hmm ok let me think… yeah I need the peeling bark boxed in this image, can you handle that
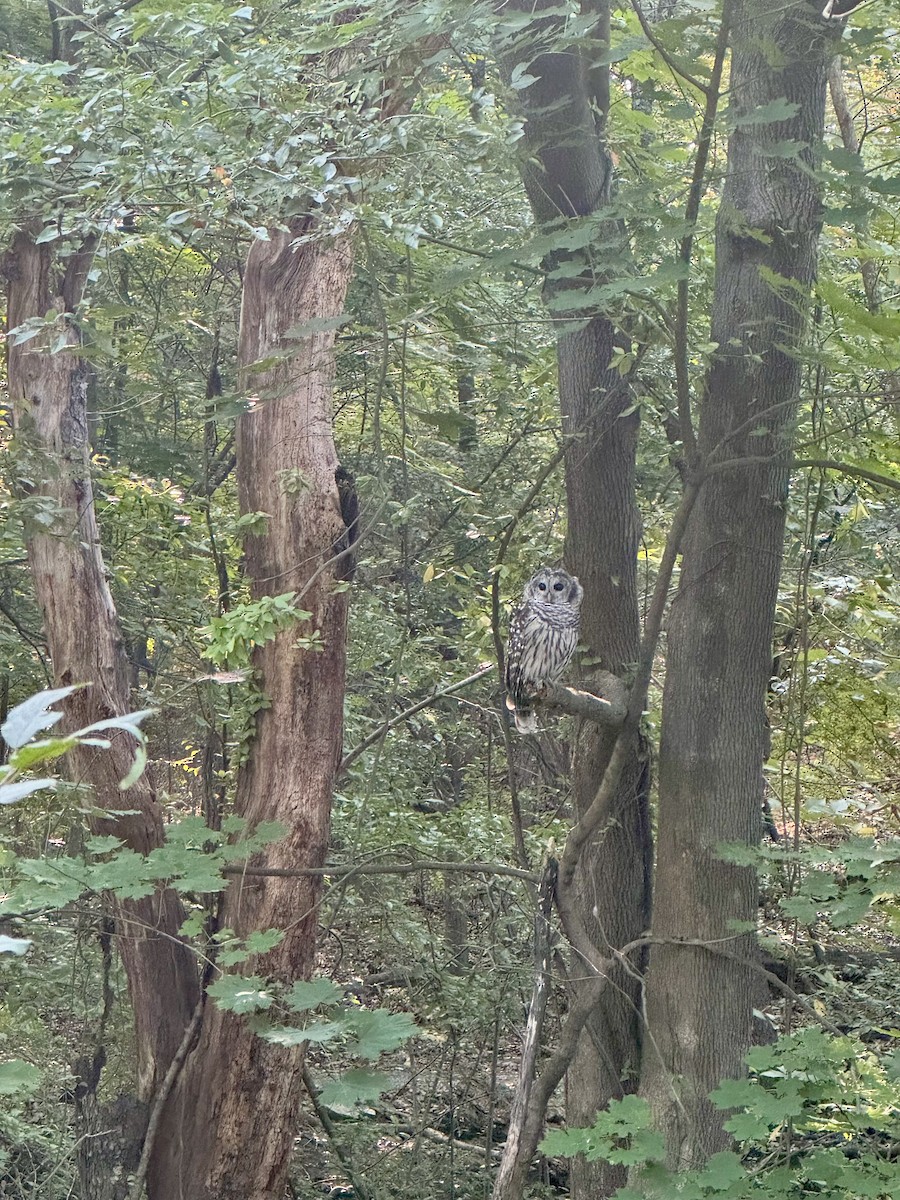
[5,231,201,1103]
[148,220,354,1200]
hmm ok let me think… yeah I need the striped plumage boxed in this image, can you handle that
[504,567,583,734]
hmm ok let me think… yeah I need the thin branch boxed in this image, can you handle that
[493,486,701,1196]
[96,0,148,23]
[302,1064,375,1200]
[617,935,845,1037]
[629,0,710,96]
[494,860,555,1199]
[560,480,701,885]
[828,57,880,310]
[489,443,568,684]
[418,233,544,278]
[672,0,732,467]
[707,455,900,494]
[488,443,569,874]
[493,969,611,1200]
[0,595,51,682]
[339,665,494,775]
[221,859,540,884]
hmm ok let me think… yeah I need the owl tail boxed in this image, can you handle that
[506,694,537,735]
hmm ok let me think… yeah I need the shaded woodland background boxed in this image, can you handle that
[0,0,899,1198]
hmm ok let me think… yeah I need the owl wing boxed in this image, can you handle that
[505,601,550,732]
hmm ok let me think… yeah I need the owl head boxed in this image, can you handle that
[524,566,583,608]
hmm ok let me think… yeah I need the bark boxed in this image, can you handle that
[5,231,200,1103]
[637,0,836,1170]
[148,218,354,1200]
[497,5,651,1196]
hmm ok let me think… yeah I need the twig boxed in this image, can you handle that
[560,480,701,884]
[707,455,900,493]
[672,0,732,467]
[339,666,494,775]
[302,1064,375,1200]
[492,859,556,1200]
[492,969,612,1200]
[220,859,540,884]
[488,444,569,874]
[615,934,845,1037]
[489,443,568,684]
[630,0,710,96]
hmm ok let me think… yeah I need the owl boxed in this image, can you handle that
[504,566,583,734]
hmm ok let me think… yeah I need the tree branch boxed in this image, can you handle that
[536,675,627,728]
[560,480,702,884]
[629,0,710,96]
[221,859,540,884]
[493,859,557,1200]
[615,934,845,1037]
[302,1064,375,1200]
[339,665,494,776]
[672,0,732,467]
[708,455,900,494]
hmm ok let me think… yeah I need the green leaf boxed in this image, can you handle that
[118,743,148,790]
[223,820,288,860]
[540,1095,663,1167]
[318,1068,392,1113]
[207,974,274,1014]
[712,1076,807,1140]
[85,835,126,855]
[87,849,154,900]
[698,1151,746,1191]
[344,1008,418,1059]
[728,98,801,127]
[9,736,77,771]
[285,978,343,1012]
[260,1020,343,1047]
[541,1126,596,1159]
[0,1060,41,1096]
[244,929,285,956]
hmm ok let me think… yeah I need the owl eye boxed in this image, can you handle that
[537,581,547,591]
[553,581,564,592]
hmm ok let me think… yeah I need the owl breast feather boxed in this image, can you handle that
[508,601,580,695]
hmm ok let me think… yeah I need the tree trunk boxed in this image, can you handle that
[500,6,651,1195]
[637,0,836,1170]
[5,230,201,1101]
[148,219,354,1200]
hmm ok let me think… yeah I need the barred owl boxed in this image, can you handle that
[504,566,583,734]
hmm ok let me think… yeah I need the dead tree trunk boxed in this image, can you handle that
[637,0,837,1169]
[147,220,354,1200]
[5,231,201,1099]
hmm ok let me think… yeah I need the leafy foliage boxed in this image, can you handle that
[0,685,152,803]
[0,0,898,1197]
